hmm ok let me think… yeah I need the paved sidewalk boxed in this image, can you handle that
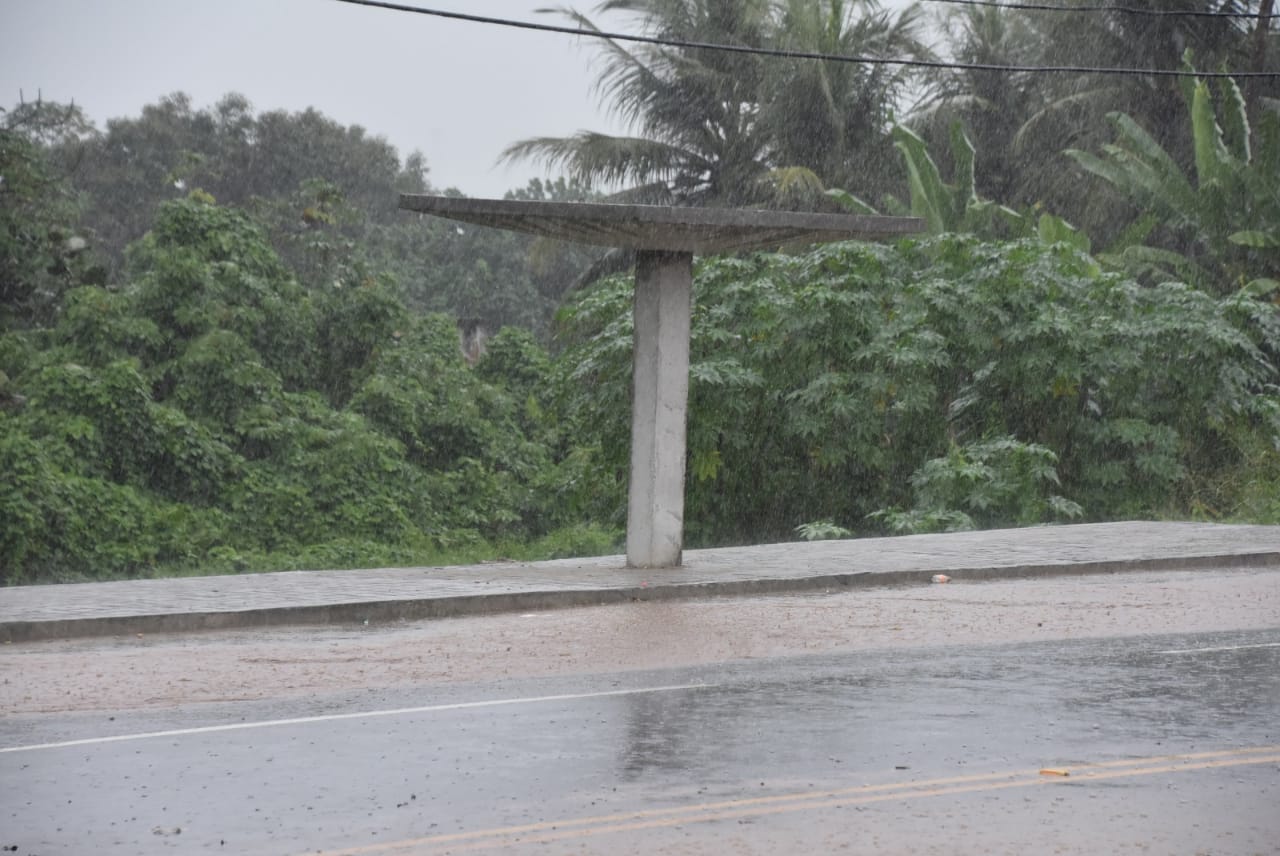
[2,521,1279,642]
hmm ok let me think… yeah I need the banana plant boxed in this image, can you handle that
[827,120,1089,252]
[891,122,1012,235]
[1066,65,1280,296]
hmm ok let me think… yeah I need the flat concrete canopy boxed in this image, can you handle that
[398,194,923,253]
[399,194,924,568]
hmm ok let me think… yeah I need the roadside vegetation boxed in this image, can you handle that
[3,0,1278,584]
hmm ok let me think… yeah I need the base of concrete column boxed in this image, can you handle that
[626,250,693,569]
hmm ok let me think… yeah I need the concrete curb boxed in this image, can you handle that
[4,548,1277,644]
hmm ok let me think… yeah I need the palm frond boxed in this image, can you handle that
[500,132,700,190]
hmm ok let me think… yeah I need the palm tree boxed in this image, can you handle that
[502,0,773,206]
[501,0,929,208]
[908,4,1041,206]
[759,0,931,200]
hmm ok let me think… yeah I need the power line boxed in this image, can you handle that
[332,0,1280,78]
[922,0,1273,19]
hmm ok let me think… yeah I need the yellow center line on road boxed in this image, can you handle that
[1067,754,1280,783]
[318,768,1030,855]
[309,745,1280,855]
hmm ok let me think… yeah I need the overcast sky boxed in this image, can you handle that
[2,0,641,197]
[4,0,920,198]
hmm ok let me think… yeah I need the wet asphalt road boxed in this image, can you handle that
[4,623,1279,855]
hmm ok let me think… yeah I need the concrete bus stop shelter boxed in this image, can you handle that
[399,195,924,568]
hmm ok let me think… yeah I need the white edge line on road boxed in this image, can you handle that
[1155,642,1280,655]
[0,683,713,754]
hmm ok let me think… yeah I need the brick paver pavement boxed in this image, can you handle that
[2,521,1278,641]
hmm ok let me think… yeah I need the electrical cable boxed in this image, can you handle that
[921,0,1272,20]
[329,0,1280,77]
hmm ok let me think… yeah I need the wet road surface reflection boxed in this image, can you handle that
[3,628,1278,854]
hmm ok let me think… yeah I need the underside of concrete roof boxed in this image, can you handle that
[398,195,924,254]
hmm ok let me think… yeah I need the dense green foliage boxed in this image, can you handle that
[9,193,1275,583]
[554,238,1280,543]
[0,195,605,583]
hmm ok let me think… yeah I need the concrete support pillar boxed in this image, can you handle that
[627,250,693,568]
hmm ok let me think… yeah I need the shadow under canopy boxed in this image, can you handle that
[399,194,924,568]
